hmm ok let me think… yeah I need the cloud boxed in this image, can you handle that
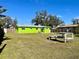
[57,15,62,17]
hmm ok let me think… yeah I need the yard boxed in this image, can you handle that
[0,32,79,59]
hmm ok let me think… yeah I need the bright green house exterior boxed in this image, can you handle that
[16,25,51,33]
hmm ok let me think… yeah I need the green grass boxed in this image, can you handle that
[0,32,79,59]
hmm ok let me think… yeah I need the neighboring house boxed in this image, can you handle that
[57,24,79,34]
[16,25,51,33]
[3,25,16,33]
[4,28,7,33]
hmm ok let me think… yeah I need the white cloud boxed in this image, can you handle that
[57,15,62,17]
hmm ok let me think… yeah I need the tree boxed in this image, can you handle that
[72,18,79,24]
[32,10,64,28]
[0,6,7,14]
[0,6,16,28]
[32,10,48,25]
[12,18,17,28]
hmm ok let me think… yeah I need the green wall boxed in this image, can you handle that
[17,27,50,33]
[43,28,51,33]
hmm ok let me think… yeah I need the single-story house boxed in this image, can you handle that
[57,24,79,34]
[16,25,51,33]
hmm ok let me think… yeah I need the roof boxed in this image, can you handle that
[17,25,50,28]
[57,24,79,28]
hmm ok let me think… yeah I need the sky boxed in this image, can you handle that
[0,0,79,25]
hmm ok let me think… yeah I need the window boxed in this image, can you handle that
[36,28,38,30]
[22,27,25,30]
[46,28,48,29]
[30,27,32,29]
[41,27,44,32]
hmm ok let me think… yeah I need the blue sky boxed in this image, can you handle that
[0,0,79,25]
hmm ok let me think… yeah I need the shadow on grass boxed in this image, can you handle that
[0,44,6,54]
[47,37,64,43]
[50,39,64,43]
[0,37,11,54]
[0,37,11,45]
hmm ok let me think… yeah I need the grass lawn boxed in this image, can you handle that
[0,32,79,59]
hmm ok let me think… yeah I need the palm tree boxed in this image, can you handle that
[0,6,6,14]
